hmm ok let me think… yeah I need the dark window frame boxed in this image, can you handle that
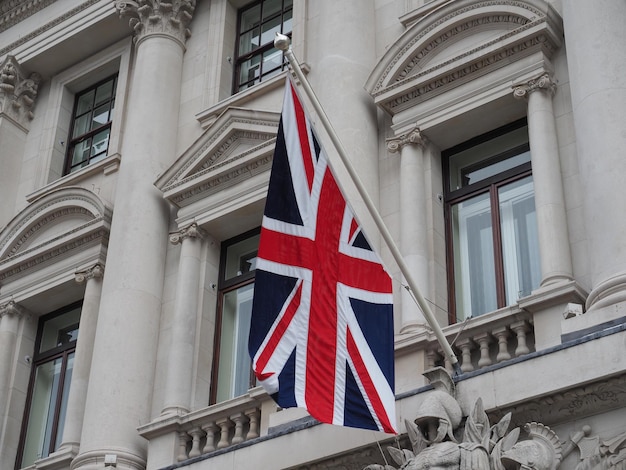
[210,227,260,404]
[15,301,82,469]
[233,0,293,93]
[63,74,118,175]
[443,119,533,323]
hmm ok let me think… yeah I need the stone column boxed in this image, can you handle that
[312,1,380,236]
[161,224,205,416]
[562,1,626,311]
[0,301,25,427]
[387,127,429,332]
[513,73,573,287]
[74,2,195,470]
[0,56,41,228]
[57,264,103,455]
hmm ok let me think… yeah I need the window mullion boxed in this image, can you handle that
[490,184,506,309]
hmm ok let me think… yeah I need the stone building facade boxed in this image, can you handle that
[0,0,625,469]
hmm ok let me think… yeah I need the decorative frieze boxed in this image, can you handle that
[0,56,41,126]
[0,0,57,33]
[386,126,427,153]
[513,73,557,99]
[169,223,206,245]
[114,0,196,46]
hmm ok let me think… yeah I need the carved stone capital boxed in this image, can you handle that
[0,55,41,126]
[513,73,556,100]
[114,0,196,46]
[0,300,27,319]
[169,223,206,245]
[386,126,427,153]
[75,263,105,284]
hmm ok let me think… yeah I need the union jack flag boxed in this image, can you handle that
[248,79,397,434]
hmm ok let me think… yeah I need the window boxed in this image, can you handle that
[444,120,540,322]
[234,0,293,93]
[64,74,117,174]
[17,303,81,468]
[211,229,260,403]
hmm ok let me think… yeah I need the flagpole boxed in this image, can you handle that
[274,33,461,376]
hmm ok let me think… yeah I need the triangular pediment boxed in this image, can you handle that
[365,0,563,115]
[156,107,280,208]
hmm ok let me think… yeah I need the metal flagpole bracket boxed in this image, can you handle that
[274,33,462,376]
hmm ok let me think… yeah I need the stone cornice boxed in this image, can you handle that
[114,0,196,46]
[0,0,58,33]
[513,72,556,99]
[0,56,41,126]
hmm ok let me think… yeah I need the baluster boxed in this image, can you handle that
[188,427,204,458]
[245,408,260,440]
[230,412,248,444]
[202,422,218,453]
[216,417,233,449]
[511,320,530,356]
[474,332,493,368]
[492,327,511,362]
[177,431,190,462]
[456,338,474,373]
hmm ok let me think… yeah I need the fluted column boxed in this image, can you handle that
[74,2,195,469]
[513,73,573,287]
[0,301,26,428]
[57,264,103,454]
[0,56,41,228]
[161,224,205,415]
[387,127,429,332]
[562,1,626,311]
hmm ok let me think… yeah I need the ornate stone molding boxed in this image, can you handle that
[0,299,26,319]
[114,0,196,46]
[386,126,428,153]
[75,263,104,283]
[513,72,556,99]
[169,223,206,245]
[0,0,57,33]
[0,56,41,126]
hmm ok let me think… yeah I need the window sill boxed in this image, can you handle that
[22,443,78,470]
[26,153,121,203]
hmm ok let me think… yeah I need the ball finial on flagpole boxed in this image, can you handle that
[274,32,291,51]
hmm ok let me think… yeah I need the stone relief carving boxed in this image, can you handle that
[0,0,57,33]
[0,55,41,125]
[363,367,563,470]
[561,425,626,470]
[114,0,196,45]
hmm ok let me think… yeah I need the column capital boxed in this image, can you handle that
[115,0,196,46]
[169,222,206,245]
[0,300,27,319]
[75,263,105,284]
[386,125,428,153]
[513,73,556,100]
[0,55,41,127]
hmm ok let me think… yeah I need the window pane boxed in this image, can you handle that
[260,14,282,45]
[282,7,293,34]
[75,90,94,115]
[239,55,261,87]
[262,48,283,73]
[449,125,529,190]
[21,358,63,467]
[91,128,110,157]
[239,27,260,55]
[40,306,81,353]
[94,79,114,106]
[91,103,111,129]
[54,353,74,450]
[216,284,254,402]
[240,4,261,31]
[224,234,260,280]
[452,192,497,319]
[262,0,282,20]
[73,114,90,137]
[499,176,541,302]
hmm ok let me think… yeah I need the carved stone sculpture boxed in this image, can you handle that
[0,55,41,125]
[363,367,563,470]
[564,425,626,470]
